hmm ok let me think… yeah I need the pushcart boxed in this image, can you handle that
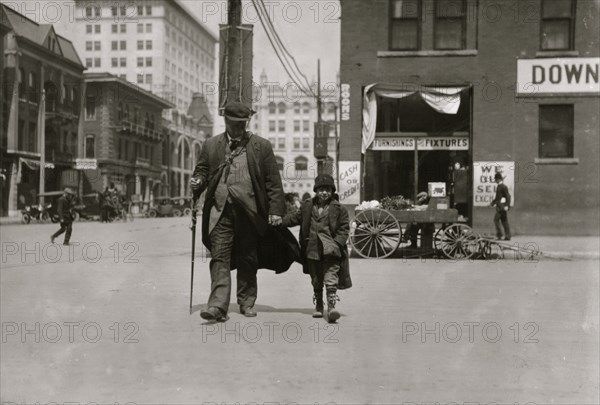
[350,198,540,260]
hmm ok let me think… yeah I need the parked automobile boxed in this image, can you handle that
[173,197,194,216]
[20,203,50,224]
[146,197,182,218]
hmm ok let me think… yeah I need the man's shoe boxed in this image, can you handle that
[240,306,257,317]
[200,307,225,321]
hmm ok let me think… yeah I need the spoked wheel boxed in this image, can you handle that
[434,223,478,260]
[350,209,401,259]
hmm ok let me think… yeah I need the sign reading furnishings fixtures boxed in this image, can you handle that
[517,57,599,95]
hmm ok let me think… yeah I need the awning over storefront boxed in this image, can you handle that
[20,157,55,170]
[362,83,468,154]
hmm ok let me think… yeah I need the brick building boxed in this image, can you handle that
[82,73,172,200]
[339,0,599,235]
[1,4,85,217]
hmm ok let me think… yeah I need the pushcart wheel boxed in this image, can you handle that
[350,209,401,259]
[436,223,478,260]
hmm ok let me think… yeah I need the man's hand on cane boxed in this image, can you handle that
[190,177,202,192]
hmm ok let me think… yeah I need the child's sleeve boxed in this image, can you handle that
[334,207,350,247]
[282,208,302,228]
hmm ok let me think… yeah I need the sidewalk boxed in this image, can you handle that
[509,235,599,260]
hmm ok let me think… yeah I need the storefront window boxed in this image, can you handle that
[541,0,575,50]
[389,0,420,50]
[539,105,574,158]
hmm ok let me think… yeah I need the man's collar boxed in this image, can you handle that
[226,132,246,144]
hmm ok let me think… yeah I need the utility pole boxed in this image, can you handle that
[226,0,242,104]
[316,59,323,175]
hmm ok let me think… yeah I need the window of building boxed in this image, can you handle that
[94,25,100,34]
[120,58,126,67]
[137,57,144,67]
[112,24,118,33]
[85,98,96,120]
[302,120,310,132]
[278,102,286,114]
[138,5,144,15]
[275,156,284,171]
[146,40,152,50]
[86,41,92,51]
[85,135,95,158]
[145,74,153,85]
[120,40,126,50]
[389,0,420,50]
[278,138,286,149]
[137,41,144,50]
[112,58,118,67]
[120,24,126,33]
[269,138,277,148]
[268,120,276,132]
[120,6,126,16]
[278,120,286,132]
[302,137,310,149]
[434,0,465,50]
[146,23,152,33]
[293,137,301,149]
[294,120,300,132]
[111,41,118,50]
[146,5,152,15]
[137,74,143,84]
[268,102,276,114]
[86,58,93,68]
[86,25,92,34]
[112,6,118,16]
[295,156,308,171]
[94,58,101,67]
[541,0,575,50]
[86,7,93,17]
[539,105,574,158]
[137,24,143,33]
[294,102,301,113]
[302,102,310,114]
[94,41,101,51]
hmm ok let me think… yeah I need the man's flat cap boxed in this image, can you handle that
[223,101,255,121]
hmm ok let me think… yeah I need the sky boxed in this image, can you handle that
[25,0,341,87]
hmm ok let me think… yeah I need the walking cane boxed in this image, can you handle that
[189,192,200,315]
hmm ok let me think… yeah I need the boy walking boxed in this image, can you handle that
[282,174,352,322]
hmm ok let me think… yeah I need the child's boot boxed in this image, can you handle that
[326,289,340,323]
[312,290,324,318]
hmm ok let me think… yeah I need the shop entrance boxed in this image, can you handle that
[363,85,472,221]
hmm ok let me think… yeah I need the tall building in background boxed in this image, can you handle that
[251,70,339,200]
[72,0,217,116]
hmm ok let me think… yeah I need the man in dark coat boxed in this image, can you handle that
[491,172,511,240]
[50,188,76,245]
[190,101,295,321]
[282,174,352,323]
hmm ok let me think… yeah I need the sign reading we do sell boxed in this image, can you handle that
[473,161,515,207]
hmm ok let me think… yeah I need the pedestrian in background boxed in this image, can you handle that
[50,188,77,245]
[190,101,295,322]
[491,172,511,240]
[282,174,352,323]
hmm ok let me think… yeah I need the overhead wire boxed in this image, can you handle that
[255,0,316,97]
[250,0,316,98]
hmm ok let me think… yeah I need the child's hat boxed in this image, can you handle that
[313,174,336,192]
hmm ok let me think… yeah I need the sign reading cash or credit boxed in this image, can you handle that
[338,161,361,205]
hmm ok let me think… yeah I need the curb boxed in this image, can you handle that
[540,251,600,261]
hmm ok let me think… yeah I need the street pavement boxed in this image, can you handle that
[1,218,598,404]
